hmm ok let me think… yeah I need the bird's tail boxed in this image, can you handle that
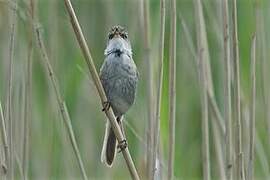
[101,116,124,167]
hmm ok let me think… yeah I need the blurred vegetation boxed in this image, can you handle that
[0,0,270,179]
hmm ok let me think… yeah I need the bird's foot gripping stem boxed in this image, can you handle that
[117,139,127,153]
[102,101,111,112]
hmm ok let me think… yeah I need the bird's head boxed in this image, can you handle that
[105,25,132,56]
[108,25,129,41]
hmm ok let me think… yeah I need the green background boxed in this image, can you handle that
[0,0,269,179]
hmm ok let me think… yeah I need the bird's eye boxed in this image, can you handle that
[121,33,128,39]
[108,34,114,39]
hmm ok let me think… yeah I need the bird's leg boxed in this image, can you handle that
[117,117,126,138]
[117,139,127,153]
[117,117,127,153]
[102,101,111,111]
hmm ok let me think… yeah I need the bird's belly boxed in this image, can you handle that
[105,75,137,117]
[100,54,138,117]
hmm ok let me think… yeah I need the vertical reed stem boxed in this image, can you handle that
[141,0,154,178]
[222,0,233,179]
[7,1,17,178]
[23,0,35,179]
[199,47,210,180]
[248,35,256,180]
[152,0,165,178]
[168,0,176,179]
[232,0,245,179]
[195,0,211,178]
[0,102,8,176]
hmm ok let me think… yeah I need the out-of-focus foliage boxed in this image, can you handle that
[0,0,269,179]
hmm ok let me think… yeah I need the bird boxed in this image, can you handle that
[100,25,138,167]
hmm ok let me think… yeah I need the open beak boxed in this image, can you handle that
[113,33,121,38]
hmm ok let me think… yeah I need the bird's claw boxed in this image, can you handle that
[117,139,127,153]
[102,101,111,111]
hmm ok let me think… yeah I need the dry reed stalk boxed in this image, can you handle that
[141,0,154,178]
[183,16,267,177]
[63,0,140,179]
[152,0,165,178]
[248,35,256,180]
[212,120,226,180]
[232,0,245,179]
[256,2,270,154]
[22,0,34,179]
[208,99,226,180]
[168,0,176,179]
[221,0,233,179]
[22,75,30,180]
[193,1,214,98]
[241,96,270,178]
[198,47,210,180]
[254,4,270,176]
[6,1,17,178]
[210,92,269,180]
[181,6,226,137]
[181,14,225,179]
[0,101,8,176]
[35,27,88,180]
[194,1,211,179]
[142,0,155,179]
